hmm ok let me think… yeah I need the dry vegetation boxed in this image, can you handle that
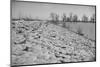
[11,19,96,66]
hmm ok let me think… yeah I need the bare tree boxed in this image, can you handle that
[62,13,67,22]
[72,14,78,22]
[50,13,59,24]
[66,17,70,22]
[82,15,88,22]
[90,14,96,23]
[69,13,73,22]
[66,13,73,22]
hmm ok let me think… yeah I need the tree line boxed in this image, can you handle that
[12,12,96,23]
[50,13,96,23]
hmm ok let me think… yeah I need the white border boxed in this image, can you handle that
[0,0,100,67]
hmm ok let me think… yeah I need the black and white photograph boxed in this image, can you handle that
[11,0,96,66]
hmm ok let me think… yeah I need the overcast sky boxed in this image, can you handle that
[12,1,95,20]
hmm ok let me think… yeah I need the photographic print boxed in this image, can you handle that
[11,0,96,66]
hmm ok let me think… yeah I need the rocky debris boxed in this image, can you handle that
[11,20,96,66]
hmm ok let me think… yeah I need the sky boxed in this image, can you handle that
[12,1,95,20]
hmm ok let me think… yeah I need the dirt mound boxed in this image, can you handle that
[11,20,95,66]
